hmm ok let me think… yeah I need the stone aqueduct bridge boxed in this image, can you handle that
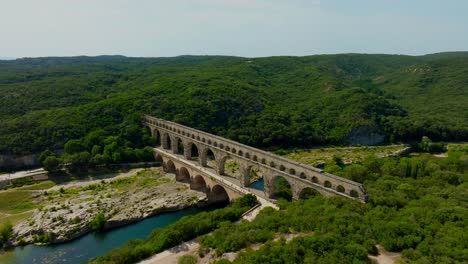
[144,115,368,203]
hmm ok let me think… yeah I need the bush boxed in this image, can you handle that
[89,212,106,231]
[0,221,13,247]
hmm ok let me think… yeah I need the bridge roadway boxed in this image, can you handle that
[145,115,368,203]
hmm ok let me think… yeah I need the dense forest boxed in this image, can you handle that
[0,53,467,158]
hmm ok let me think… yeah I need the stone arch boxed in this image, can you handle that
[299,172,306,179]
[190,175,207,192]
[154,153,163,164]
[175,137,184,154]
[350,189,359,198]
[246,164,263,187]
[202,137,206,143]
[245,152,250,159]
[165,160,176,173]
[269,161,276,168]
[252,155,257,161]
[209,185,229,203]
[272,175,292,201]
[177,167,191,182]
[162,133,172,150]
[336,185,345,193]
[231,148,236,154]
[324,180,332,188]
[261,158,266,164]
[289,168,296,175]
[238,150,243,156]
[219,143,224,149]
[311,176,319,183]
[201,147,217,168]
[152,129,161,147]
[208,139,212,144]
[299,187,320,199]
[188,143,200,162]
[196,136,200,141]
[214,142,218,147]
[222,156,239,179]
[225,146,230,151]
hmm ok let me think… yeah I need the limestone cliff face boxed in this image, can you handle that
[346,126,385,146]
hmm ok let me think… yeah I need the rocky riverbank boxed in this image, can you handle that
[7,168,206,247]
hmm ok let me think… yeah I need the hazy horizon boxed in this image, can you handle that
[1,0,467,58]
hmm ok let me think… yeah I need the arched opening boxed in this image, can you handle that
[202,148,217,169]
[248,165,264,191]
[324,181,332,188]
[279,165,286,171]
[337,185,345,193]
[152,129,161,147]
[253,155,257,161]
[175,138,184,155]
[165,160,176,173]
[245,153,250,159]
[350,190,359,198]
[299,172,306,179]
[311,176,319,183]
[299,187,319,199]
[155,154,163,165]
[238,150,243,156]
[189,143,200,162]
[162,134,172,150]
[190,175,207,192]
[209,185,229,204]
[177,167,191,182]
[222,156,239,179]
[269,161,276,168]
[289,168,296,175]
[272,176,292,201]
[231,148,236,154]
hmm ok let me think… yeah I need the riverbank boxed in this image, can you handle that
[3,167,206,248]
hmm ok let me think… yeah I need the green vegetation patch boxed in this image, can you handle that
[16,181,56,190]
[0,191,37,214]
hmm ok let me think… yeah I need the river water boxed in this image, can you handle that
[0,206,214,264]
[250,178,264,190]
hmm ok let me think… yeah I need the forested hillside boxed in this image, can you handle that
[0,53,467,156]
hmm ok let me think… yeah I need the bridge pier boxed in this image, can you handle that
[239,163,250,187]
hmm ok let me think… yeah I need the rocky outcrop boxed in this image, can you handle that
[9,172,206,247]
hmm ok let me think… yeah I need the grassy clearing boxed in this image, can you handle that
[0,211,34,225]
[447,142,468,152]
[283,145,409,166]
[16,181,56,190]
[0,191,37,214]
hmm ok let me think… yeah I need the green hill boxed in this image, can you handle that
[0,53,467,155]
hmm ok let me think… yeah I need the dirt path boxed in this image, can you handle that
[368,245,401,264]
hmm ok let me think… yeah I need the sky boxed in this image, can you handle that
[1,0,467,58]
